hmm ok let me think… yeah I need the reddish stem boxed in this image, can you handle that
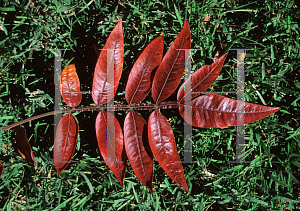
[0,101,182,130]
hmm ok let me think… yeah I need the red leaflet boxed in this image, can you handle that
[61,64,82,108]
[0,161,3,177]
[14,126,35,165]
[95,110,127,186]
[177,53,228,103]
[152,19,191,104]
[54,114,79,176]
[124,110,153,192]
[179,94,281,128]
[148,109,189,193]
[92,19,124,106]
[125,34,164,104]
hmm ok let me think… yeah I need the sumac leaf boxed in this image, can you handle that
[148,109,189,192]
[54,113,79,176]
[124,110,153,192]
[125,34,164,104]
[95,110,127,186]
[14,126,35,165]
[179,94,281,128]
[61,64,82,108]
[177,53,228,103]
[0,161,3,177]
[152,19,191,104]
[92,19,124,105]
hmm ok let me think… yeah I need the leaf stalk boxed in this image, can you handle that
[0,101,182,130]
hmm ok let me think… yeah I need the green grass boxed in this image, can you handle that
[0,0,299,210]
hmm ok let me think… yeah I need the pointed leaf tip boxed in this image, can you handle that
[93,44,100,57]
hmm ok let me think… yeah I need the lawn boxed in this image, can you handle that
[0,0,299,210]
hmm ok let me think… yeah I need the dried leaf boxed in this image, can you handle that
[14,126,35,165]
[238,50,247,61]
[204,14,211,24]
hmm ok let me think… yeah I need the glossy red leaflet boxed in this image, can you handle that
[14,126,35,165]
[152,19,191,104]
[179,94,281,128]
[124,110,153,192]
[61,64,82,108]
[54,113,79,176]
[92,19,124,106]
[125,34,164,104]
[95,110,127,186]
[148,109,189,193]
[177,53,228,103]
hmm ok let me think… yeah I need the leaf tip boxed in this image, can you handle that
[118,18,123,27]
[55,165,62,176]
[118,179,124,187]
[183,19,189,28]
[31,159,36,166]
[146,180,153,193]
[181,183,190,193]
[148,187,153,194]
[93,43,100,57]
[221,52,229,60]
